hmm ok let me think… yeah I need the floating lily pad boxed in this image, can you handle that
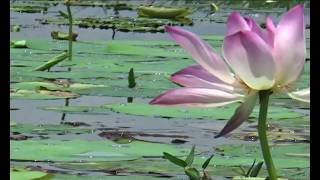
[11,139,189,162]
[212,143,309,168]
[10,166,51,180]
[11,166,173,180]
[10,3,48,13]
[232,177,287,180]
[10,88,78,100]
[68,1,133,10]
[10,81,110,99]
[11,81,106,91]
[104,40,187,57]
[102,103,304,120]
[10,40,28,48]
[51,31,78,41]
[137,6,191,19]
[41,105,109,114]
[53,174,174,180]
[10,123,93,136]
[37,16,192,33]
[55,143,309,179]
[232,128,309,144]
[41,102,305,122]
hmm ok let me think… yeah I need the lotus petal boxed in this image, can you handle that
[288,87,310,103]
[171,65,242,93]
[223,31,276,90]
[265,16,276,47]
[149,88,243,107]
[273,4,305,85]
[226,12,251,35]
[244,17,266,41]
[215,91,258,138]
[165,26,236,84]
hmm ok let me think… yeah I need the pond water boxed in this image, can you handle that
[10,1,310,180]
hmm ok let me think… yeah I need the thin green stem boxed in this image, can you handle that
[66,0,72,61]
[258,90,277,180]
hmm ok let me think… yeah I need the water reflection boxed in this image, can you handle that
[111,27,116,40]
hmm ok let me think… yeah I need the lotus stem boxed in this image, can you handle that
[66,0,73,61]
[258,90,277,180]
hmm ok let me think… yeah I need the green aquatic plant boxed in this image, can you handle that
[210,3,219,13]
[163,145,214,180]
[33,52,68,71]
[65,0,73,61]
[128,68,136,103]
[128,68,136,88]
[233,159,264,178]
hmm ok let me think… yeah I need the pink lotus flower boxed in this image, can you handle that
[150,4,309,138]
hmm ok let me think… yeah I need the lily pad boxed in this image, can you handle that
[212,143,309,168]
[10,166,50,180]
[10,88,78,100]
[68,1,133,10]
[41,102,305,124]
[10,139,189,162]
[10,123,93,136]
[232,177,287,180]
[51,31,78,41]
[11,81,106,91]
[36,16,192,33]
[53,174,173,180]
[10,3,48,13]
[101,103,304,120]
[55,143,309,179]
[137,6,191,19]
[11,40,28,48]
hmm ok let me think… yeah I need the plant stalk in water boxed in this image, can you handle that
[258,90,277,180]
[127,68,136,103]
[66,0,73,61]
